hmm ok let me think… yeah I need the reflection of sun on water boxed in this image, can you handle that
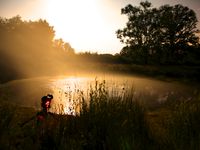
[48,75,194,115]
[50,77,90,115]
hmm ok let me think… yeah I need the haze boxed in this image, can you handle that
[0,0,200,54]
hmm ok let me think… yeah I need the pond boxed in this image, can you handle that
[0,74,198,114]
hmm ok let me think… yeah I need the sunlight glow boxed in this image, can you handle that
[46,0,104,52]
[45,0,124,53]
[0,0,126,54]
[0,0,199,54]
[50,77,90,115]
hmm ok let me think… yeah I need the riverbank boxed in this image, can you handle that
[0,80,200,149]
[72,63,200,83]
[1,63,199,85]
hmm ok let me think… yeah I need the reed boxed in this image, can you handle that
[0,80,199,149]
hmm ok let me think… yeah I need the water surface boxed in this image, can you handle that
[0,74,198,114]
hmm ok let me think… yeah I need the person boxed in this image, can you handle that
[37,94,53,124]
[20,94,54,127]
[41,94,53,113]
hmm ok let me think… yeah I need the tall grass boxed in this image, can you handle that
[78,80,153,149]
[165,97,200,150]
[0,80,200,149]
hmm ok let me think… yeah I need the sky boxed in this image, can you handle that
[0,0,200,54]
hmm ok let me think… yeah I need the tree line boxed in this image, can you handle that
[0,1,200,82]
[0,16,75,82]
[116,1,200,65]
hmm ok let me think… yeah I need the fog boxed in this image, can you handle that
[0,16,77,83]
[0,16,199,113]
[0,16,123,84]
[0,74,198,115]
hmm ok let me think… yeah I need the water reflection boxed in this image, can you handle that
[49,76,198,115]
[1,76,197,115]
[50,77,90,115]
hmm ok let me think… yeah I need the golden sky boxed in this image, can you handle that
[0,0,200,54]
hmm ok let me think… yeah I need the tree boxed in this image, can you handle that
[0,16,75,82]
[116,1,153,64]
[53,38,75,55]
[116,1,199,64]
[158,4,199,64]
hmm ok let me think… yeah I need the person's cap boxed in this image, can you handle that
[47,94,53,99]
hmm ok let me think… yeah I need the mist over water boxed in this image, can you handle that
[0,17,199,115]
[0,74,198,114]
[0,16,77,83]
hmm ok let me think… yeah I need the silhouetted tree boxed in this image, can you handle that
[116,1,153,64]
[158,4,199,64]
[117,1,199,64]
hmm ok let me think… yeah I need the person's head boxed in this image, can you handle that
[41,94,53,110]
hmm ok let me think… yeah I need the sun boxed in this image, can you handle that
[45,0,108,52]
